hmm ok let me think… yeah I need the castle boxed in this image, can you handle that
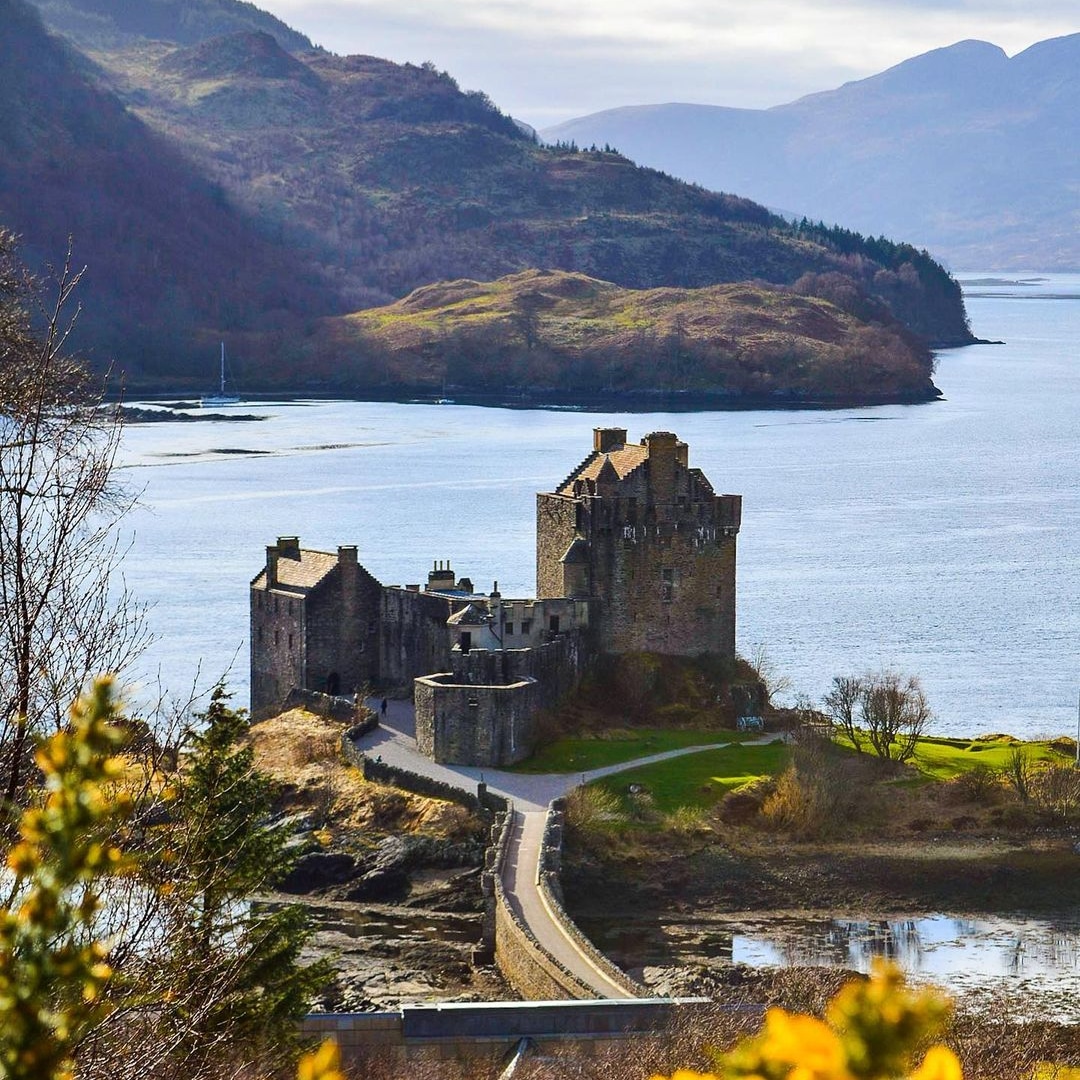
[250,428,742,766]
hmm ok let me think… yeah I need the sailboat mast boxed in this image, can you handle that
[220,342,226,393]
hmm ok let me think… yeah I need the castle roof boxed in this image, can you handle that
[252,548,339,592]
[446,602,489,626]
[557,444,648,495]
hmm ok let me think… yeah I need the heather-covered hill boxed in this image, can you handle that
[29,0,311,51]
[308,269,940,406]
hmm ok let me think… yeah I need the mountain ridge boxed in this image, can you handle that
[543,34,1080,269]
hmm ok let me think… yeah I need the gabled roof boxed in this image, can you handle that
[252,549,339,592]
[447,602,490,626]
[557,443,648,495]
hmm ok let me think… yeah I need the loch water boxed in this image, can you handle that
[119,274,1080,739]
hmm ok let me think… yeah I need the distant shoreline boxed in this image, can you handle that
[112,384,948,414]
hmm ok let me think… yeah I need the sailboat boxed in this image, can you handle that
[199,342,241,406]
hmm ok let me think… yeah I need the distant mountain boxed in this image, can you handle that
[543,36,1080,270]
[319,268,940,406]
[6,0,975,388]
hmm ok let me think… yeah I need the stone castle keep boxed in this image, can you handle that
[250,429,742,766]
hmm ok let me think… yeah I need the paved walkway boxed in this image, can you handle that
[357,698,767,998]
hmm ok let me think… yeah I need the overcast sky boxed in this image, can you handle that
[256,1,1078,128]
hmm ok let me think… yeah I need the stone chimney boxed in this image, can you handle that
[644,432,679,499]
[593,427,627,453]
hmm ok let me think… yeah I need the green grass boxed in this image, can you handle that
[908,735,1069,780]
[591,741,789,814]
[511,727,758,774]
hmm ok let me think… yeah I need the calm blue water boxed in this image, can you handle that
[118,274,1080,738]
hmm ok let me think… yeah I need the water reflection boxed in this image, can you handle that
[732,914,1080,982]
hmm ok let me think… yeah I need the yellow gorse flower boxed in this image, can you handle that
[654,963,961,1080]
[0,677,131,1080]
[297,1039,346,1080]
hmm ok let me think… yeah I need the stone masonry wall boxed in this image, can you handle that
[536,494,579,598]
[379,588,454,687]
[304,563,382,697]
[250,587,305,720]
[593,525,738,655]
[415,676,542,766]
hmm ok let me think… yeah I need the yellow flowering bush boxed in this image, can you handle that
[655,963,961,1080]
[0,677,131,1080]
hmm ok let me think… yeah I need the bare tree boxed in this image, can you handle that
[0,231,146,814]
[822,674,866,751]
[860,669,931,763]
[821,669,931,763]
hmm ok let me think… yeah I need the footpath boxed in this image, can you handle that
[356,698,766,999]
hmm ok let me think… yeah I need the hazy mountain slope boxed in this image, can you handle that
[543,36,1080,270]
[29,0,311,51]
[0,0,327,377]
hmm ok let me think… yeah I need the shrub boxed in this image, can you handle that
[563,783,624,836]
[943,765,1002,805]
[761,733,880,839]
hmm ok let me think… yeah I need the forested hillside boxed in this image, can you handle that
[3,0,977,389]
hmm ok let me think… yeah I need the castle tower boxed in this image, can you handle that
[536,428,741,656]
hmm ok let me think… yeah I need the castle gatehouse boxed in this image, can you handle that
[250,429,742,765]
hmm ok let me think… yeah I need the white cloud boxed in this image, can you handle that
[259,0,1078,124]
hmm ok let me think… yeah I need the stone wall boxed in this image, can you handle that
[281,687,370,725]
[414,629,591,767]
[250,586,306,719]
[303,557,382,698]
[591,521,739,656]
[415,674,542,766]
[379,587,455,687]
[536,800,648,998]
[536,493,579,598]
[339,737,507,817]
[493,880,598,1001]
[303,999,717,1066]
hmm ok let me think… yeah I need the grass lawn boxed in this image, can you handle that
[590,740,789,814]
[909,735,1070,780]
[512,727,758,774]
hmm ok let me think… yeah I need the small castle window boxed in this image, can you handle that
[288,633,294,650]
[549,615,560,634]
[521,619,532,635]
[288,599,294,615]
[505,622,514,636]
[274,629,280,645]
[460,631,472,654]
[662,568,675,583]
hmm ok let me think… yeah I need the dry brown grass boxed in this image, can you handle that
[248,708,481,841]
